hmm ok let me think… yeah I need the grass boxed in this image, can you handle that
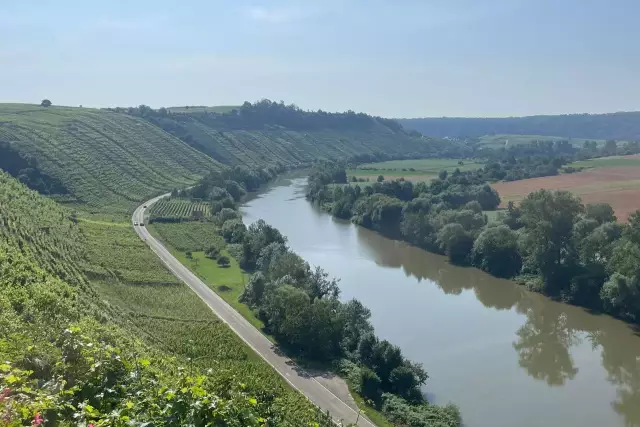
[477,134,610,148]
[346,381,393,427]
[79,216,324,422]
[349,158,485,181]
[0,103,219,216]
[567,155,640,169]
[148,220,267,333]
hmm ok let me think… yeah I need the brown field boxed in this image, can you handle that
[492,166,640,221]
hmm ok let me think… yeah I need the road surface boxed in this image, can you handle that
[132,194,374,426]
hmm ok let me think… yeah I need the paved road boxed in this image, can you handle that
[132,195,374,426]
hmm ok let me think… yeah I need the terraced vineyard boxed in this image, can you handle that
[0,171,334,426]
[150,197,211,220]
[0,104,220,215]
[127,101,464,167]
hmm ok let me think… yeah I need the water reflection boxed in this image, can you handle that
[354,226,640,425]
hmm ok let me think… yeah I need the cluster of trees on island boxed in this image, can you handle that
[171,167,462,427]
[308,162,640,323]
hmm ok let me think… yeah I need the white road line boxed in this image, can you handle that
[132,195,374,426]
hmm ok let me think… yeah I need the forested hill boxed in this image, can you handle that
[119,100,465,167]
[398,111,640,140]
[0,104,220,215]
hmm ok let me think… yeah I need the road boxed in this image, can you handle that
[132,194,374,427]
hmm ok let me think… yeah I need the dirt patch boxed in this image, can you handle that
[492,166,640,221]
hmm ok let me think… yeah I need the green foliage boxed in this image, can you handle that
[217,255,231,267]
[473,226,522,277]
[399,112,640,141]
[150,198,211,221]
[153,221,224,252]
[0,173,334,425]
[121,100,458,168]
[0,104,218,215]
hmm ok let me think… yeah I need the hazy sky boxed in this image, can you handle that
[1,0,638,117]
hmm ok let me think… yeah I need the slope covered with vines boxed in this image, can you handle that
[0,104,220,215]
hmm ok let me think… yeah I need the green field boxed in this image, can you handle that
[150,197,212,220]
[477,134,608,148]
[566,155,640,169]
[0,103,219,216]
[350,158,485,180]
[149,219,266,333]
[151,220,225,252]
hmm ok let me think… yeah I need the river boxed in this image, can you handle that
[241,175,640,427]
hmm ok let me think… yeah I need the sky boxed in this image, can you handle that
[1,0,639,117]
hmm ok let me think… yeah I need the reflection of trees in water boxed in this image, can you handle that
[355,225,640,426]
[512,303,579,386]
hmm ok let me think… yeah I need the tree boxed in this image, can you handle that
[436,223,473,264]
[205,246,220,259]
[358,367,382,404]
[519,190,583,294]
[217,255,230,267]
[600,273,640,319]
[377,175,384,182]
[40,99,52,107]
[472,225,522,277]
[585,203,616,224]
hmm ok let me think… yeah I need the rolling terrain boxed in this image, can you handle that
[492,154,640,220]
[0,169,334,425]
[0,104,220,215]
[398,111,640,140]
[124,100,462,168]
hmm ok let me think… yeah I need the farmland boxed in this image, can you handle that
[477,134,606,149]
[150,197,211,220]
[0,172,332,425]
[349,158,485,181]
[151,220,225,252]
[0,103,219,216]
[126,101,461,168]
[492,155,640,220]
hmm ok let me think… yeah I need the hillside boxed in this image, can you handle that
[398,111,640,140]
[0,104,220,215]
[121,100,466,167]
[0,170,333,425]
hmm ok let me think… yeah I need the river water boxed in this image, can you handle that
[241,176,640,427]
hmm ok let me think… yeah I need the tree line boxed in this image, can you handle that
[307,162,640,323]
[182,168,462,426]
[398,112,640,141]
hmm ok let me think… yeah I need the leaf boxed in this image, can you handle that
[139,359,150,367]
[248,397,257,405]
[125,401,134,409]
[5,374,19,384]
[0,363,10,372]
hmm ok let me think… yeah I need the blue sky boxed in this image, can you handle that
[1,0,638,117]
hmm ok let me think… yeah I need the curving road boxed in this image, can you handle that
[132,194,374,426]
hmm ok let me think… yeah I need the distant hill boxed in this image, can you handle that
[398,111,640,141]
[120,100,465,167]
[0,104,220,214]
[167,105,239,114]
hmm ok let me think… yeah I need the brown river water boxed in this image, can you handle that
[241,175,640,427]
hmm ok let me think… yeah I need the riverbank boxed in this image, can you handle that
[242,175,640,427]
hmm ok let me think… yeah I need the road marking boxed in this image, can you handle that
[133,196,373,426]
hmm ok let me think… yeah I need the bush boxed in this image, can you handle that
[217,255,231,267]
[358,366,383,404]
